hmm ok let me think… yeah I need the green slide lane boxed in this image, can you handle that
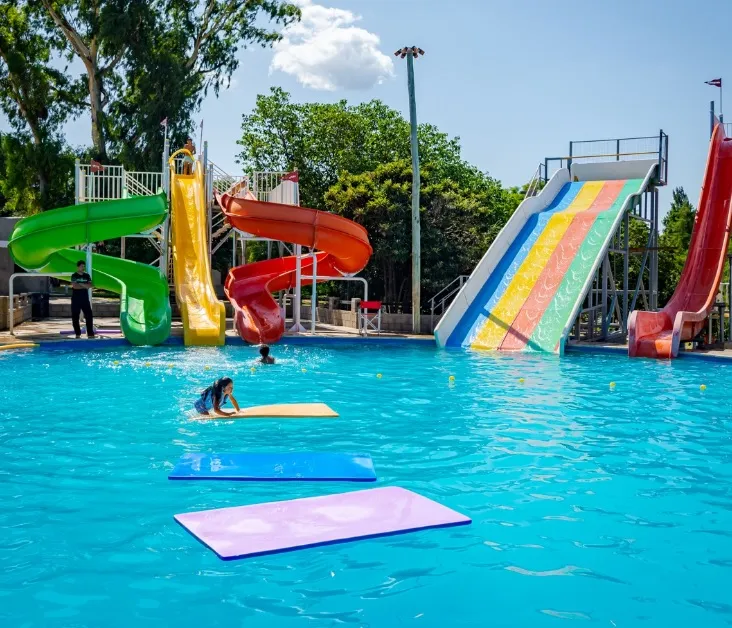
[8,194,171,346]
[527,179,643,352]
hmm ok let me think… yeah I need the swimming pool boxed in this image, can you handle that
[2,343,732,626]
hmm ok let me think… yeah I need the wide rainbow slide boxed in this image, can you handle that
[629,122,732,358]
[218,191,372,344]
[435,161,658,353]
[169,155,226,346]
[8,194,171,345]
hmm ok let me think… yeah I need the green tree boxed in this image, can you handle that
[658,186,696,305]
[42,0,299,163]
[237,88,491,209]
[324,160,519,308]
[0,1,80,211]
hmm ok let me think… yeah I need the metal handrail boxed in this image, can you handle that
[524,163,545,199]
[429,275,469,330]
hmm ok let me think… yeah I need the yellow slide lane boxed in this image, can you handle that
[169,154,226,346]
[471,181,604,350]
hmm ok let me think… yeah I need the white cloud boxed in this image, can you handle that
[270,0,394,91]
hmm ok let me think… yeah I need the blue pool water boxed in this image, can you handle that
[2,342,732,627]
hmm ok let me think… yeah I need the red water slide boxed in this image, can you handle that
[629,122,732,358]
[217,193,372,344]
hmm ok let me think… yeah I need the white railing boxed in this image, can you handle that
[78,164,125,203]
[125,171,162,197]
[77,162,162,203]
[209,161,247,197]
[253,171,294,203]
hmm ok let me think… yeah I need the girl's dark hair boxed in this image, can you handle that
[260,345,270,357]
[201,377,233,402]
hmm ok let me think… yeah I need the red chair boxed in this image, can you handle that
[359,300,382,335]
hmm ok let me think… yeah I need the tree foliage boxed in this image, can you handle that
[324,160,519,308]
[0,1,80,210]
[238,89,522,306]
[41,0,298,164]
[658,187,696,305]
[238,88,493,210]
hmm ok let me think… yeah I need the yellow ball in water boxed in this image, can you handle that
[144,362,151,367]
[250,367,256,373]
[302,368,307,373]
[610,381,616,389]
[448,375,455,382]
[204,365,211,371]
[168,363,174,369]
[700,384,707,391]
[113,360,119,366]
[376,373,383,379]
[518,377,525,384]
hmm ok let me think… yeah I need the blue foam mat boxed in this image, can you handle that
[169,452,377,481]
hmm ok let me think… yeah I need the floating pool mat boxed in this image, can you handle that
[60,327,121,335]
[169,452,376,482]
[174,486,471,560]
[0,342,38,351]
[192,402,338,420]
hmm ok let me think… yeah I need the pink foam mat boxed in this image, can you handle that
[174,486,471,560]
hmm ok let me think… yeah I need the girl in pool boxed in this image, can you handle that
[194,377,241,417]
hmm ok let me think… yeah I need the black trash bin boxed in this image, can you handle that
[31,293,50,321]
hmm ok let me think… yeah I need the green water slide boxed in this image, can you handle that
[8,193,171,346]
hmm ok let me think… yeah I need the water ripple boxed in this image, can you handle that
[1,346,732,626]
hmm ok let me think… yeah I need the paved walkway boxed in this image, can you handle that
[0,318,433,345]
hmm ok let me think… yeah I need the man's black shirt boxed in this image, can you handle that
[71,272,92,302]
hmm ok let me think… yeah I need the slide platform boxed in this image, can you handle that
[8,194,171,345]
[169,155,226,346]
[436,161,657,353]
[629,122,732,358]
[218,191,372,344]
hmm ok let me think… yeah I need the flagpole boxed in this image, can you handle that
[199,120,204,154]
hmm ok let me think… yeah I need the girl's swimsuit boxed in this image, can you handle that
[194,388,229,414]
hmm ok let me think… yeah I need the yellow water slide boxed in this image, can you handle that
[169,150,226,345]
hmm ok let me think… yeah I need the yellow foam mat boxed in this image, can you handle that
[193,402,339,420]
[0,342,38,351]
[471,182,604,349]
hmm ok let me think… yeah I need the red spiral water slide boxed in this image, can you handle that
[217,192,372,344]
[629,122,732,358]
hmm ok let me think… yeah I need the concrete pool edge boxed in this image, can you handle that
[32,335,437,350]
[565,342,732,361]
[22,336,732,361]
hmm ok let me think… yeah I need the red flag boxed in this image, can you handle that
[281,170,299,183]
[160,117,168,128]
[90,159,104,173]
[705,78,722,88]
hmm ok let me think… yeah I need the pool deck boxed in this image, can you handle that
[4,320,732,360]
[567,340,732,361]
[0,318,433,346]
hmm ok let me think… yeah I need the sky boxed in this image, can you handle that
[11,0,732,218]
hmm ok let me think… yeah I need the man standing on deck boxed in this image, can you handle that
[70,260,95,339]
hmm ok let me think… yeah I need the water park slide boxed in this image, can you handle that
[169,155,226,346]
[217,192,372,344]
[435,160,658,353]
[629,122,732,358]
[8,194,171,346]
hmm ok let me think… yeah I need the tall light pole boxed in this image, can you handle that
[395,46,424,335]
